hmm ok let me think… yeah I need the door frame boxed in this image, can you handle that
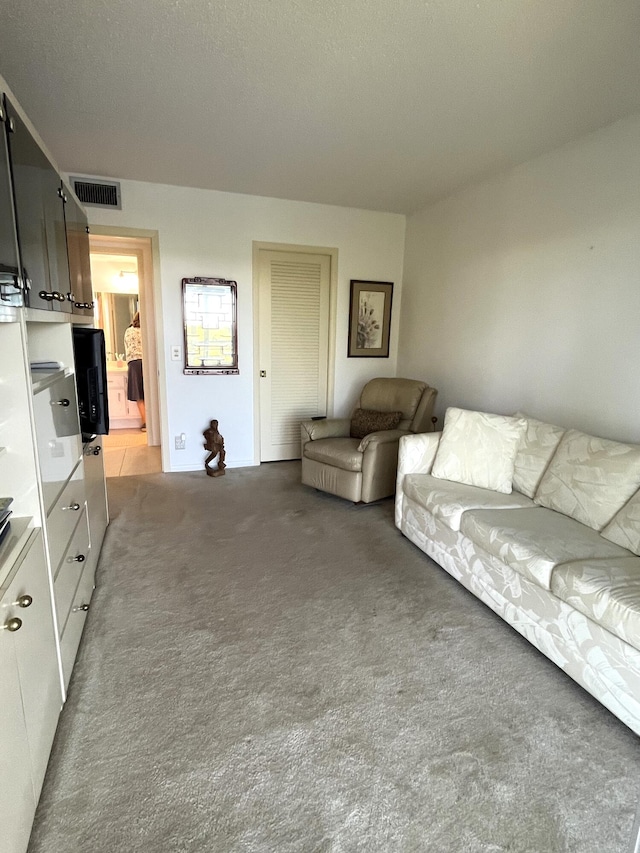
[252,241,338,464]
[88,228,164,459]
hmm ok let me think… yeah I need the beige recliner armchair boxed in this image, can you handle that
[301,377,437,503]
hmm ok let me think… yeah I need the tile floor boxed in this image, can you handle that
[102,429,162,478]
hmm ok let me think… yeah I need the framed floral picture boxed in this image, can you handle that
[348,280,393,357]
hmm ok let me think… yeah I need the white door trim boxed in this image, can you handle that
[88,228,166,468]
[252,241,338,465]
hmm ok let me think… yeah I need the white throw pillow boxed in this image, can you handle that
[534,429,640,531]
[431,408,527,494]
[512,412,565,498]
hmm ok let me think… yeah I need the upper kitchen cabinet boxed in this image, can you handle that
[63,185,94,317]
[4,95,71,313]
[0,102,22,308]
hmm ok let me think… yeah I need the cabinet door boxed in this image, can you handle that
[49,180,71,313]
[64,188,94,316]
[0,530,61,852]
[107,373,128,418]
[6,530,62,798]
[0,100,23,307]
[4,96,70,312]
[0,618,35,853]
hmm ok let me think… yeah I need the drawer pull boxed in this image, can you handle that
[51,398,70,407]
[72,603,90,613]
[70,554,85,563]
[2,617,22,632]
[62,502,81,511]
[14,595,33,608]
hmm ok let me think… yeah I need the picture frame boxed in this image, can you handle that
[348,280,393,358]
[182,277,239,375]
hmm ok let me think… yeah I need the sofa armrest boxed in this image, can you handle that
[357,429,409,453]
[301,418,350,444]
[397,431,442,476]
[395,432,442,529]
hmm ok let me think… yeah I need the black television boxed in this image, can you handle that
[72,326,110,440]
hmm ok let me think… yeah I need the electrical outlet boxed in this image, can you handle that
[171,345,182,361]
[175,433,186,450]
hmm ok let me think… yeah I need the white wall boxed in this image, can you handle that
[87,183,405,470]
[398,113,640,443]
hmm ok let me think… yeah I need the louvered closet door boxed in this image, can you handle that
[258,250,331,461]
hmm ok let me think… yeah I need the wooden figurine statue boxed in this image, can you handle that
[203,419,226,477]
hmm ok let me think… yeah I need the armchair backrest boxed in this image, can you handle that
[355,378,437,433]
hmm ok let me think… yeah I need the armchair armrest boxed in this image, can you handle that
[301,418,350,444]
[357,428,409,453]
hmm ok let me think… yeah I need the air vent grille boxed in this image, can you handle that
[70,177,122,209]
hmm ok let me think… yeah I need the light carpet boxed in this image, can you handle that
[29,462,640,852]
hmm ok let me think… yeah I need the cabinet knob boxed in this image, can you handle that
[70,554,85,563]
[62,502,81,512]
[51,398,70,407]
[14,595,33,608]
[93,446,101,456]
[2,617,22,632]
[72,603,90,613]
[39,290,56,301]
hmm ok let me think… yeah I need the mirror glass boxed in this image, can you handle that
[89,253,139,364]
[182,277,238,375]
[96,291,138,362]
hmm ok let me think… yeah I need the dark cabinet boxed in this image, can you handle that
[4,95,71,312]
[0,103,23,306]
[63,186,94,316]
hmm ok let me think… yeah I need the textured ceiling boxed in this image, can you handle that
[1,0,639,214]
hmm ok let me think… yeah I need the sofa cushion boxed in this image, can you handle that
[460,506,631,590]
[512,413,565,499]
[431,407,526,494]
[403,474,534,532]
[303,437,362,472]
[349,408,402,439]
[551,557,640,653]
[534,429,640,531]
[601,490,640,556]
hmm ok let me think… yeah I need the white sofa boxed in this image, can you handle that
[395,408,640,736]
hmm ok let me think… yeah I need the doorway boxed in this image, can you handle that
[89,234,162,477]
[253,242,337,462]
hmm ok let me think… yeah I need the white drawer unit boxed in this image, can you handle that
[0,83,109,853]
[31,370,83,511]
[46,461,86,577]
[53,508,90,636]
[83,436,109,573]
[59,557,95,689]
